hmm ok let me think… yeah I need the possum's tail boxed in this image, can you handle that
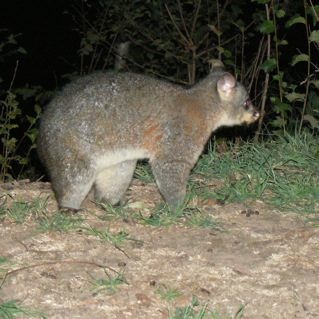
[208,59,225,73]
[114,41,130,71]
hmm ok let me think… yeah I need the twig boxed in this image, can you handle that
[0,260,121,289]
[177,0,192,42]
[255,4,271,141]
[8,60,19,91]
[165,3,189,45]
[299,0,312,133]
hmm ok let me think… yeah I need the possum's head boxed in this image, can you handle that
[216,72,259,126]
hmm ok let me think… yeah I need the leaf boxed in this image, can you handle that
[286,16,306,28]
[276,9,285,18]
[271,116,287,128]
[208,24,222,36]
[5,137,18,151]
[303,114,319,129]
[7,34,17,44]
[259,20,275,34]
[277,39,288,46]
[309,30,319,45]
[17,47,27,54]
[310,80,319,89]
[285,92,305,102]
[273,72,283,82]
[34,104,42,115]
[291,54,309,66]
[26,115,36,125]
[271,97,291,114]
[261,58,277,72]
[223,49,232,58]
[275,102,291,113]
[26,128,39,144]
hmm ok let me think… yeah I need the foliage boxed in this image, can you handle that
[90,272,126,295]
[37,211,84,232]
[0,300,46,319]
[0,30,48,181]
[168,295,245,319]
[0,196,49,224]
[0,89,43,181]
[252,0,319,137]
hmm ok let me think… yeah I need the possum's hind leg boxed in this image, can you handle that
[94,160,137,205]
[51,168,95,211]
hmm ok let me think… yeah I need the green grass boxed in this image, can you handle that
[194,133,319,214]
[84,226,129,247]
[97,201,137,222]
[0,300,46,319]
[168,296,245,319]
[184,209,221,229]
[0,197,49,224]
[134,161,155,183]
[90,272,126,295]
[156,285,183,302]
[37,211,84,232]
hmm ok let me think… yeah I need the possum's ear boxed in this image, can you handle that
[217,73,237,101]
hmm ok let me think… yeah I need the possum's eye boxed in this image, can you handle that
[244,99,251,110]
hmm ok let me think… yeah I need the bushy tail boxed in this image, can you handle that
[114,41,130,71]
[208,59,225,72]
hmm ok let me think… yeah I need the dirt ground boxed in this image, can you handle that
[0,179,318,319]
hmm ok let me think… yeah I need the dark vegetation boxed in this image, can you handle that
[0,0,318,181]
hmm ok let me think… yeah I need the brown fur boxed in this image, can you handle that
[37,61,259,210]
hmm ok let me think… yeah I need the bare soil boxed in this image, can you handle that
[0,179,318,319]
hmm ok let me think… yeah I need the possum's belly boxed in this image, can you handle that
[94,148,150,171]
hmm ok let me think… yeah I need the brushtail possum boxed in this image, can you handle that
[37,61,259,211]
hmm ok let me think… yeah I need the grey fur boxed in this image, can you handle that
[38,62,259,210]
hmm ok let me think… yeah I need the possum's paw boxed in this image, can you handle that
[58,207,85,214]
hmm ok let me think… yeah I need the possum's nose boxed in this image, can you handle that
[253,110,260,119]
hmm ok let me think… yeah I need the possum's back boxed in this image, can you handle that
[37,72,182,159]
[42,72,182,128]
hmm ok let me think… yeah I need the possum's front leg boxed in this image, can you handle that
[151,158,192,210]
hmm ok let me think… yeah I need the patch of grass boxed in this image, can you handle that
[169,296,245,319]
[184,210,221,230]
[0,196,49,224]
[141,204,184,227]
[306,217,319,227]
[156,285,183,302]
[194,133,319,214]
[134,162,154,183]
[7,201,33,223]
[141,199,221,230]
[0,300,46,319]
[84,227,129,247]
[0,257,10,266]
[97,201,136,222]
[0,256,10,271]
[37,212,83,232]
[169,296,207,319]
[91,272,126,295]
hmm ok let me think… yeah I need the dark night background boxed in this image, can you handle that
[1,0,78,88]
[0,1,311,91]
